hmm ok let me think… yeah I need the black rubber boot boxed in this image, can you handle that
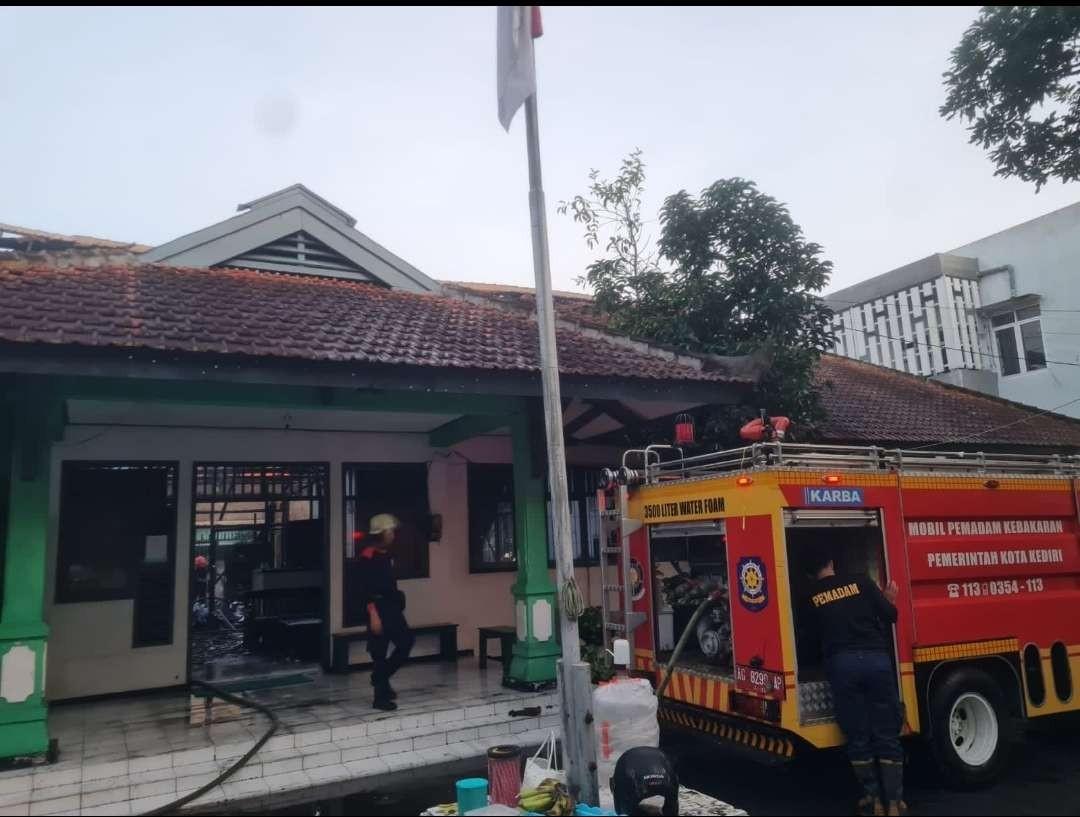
[371,674,397,699]
[879,759,908,816]
[372,680,397,711]
[851,760,884,816]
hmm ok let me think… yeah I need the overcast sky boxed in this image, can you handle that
[3,6,1078,294]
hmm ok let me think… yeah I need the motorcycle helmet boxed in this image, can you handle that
[611,746,679,816]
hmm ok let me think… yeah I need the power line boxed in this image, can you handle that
[825,293,1080,314]
[837,321,1080,369]
[910,394,1080,450]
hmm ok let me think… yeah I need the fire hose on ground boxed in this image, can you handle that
[146,680,280,816]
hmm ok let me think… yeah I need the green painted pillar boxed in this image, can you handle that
[506,415,559,686]
[0,384,57,758]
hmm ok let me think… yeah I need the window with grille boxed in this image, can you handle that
[466,466,602,574]
[547,467,603,566]
[468,465,517,572]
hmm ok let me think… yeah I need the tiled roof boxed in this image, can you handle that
[453,282,1080,449]
[0,262,749,384]
[815,354,1080,448]
[445,281,609,329]
[0,222,151,253]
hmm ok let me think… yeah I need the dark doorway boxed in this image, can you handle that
[190,463,328,682]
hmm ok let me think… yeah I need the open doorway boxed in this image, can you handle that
[783,509,892,722]
[190,463,328,683]
[650,522,734,679]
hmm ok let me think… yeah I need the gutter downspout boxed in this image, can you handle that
[977,264,1016,298]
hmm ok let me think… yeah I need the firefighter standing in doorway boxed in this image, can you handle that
[805,548,907,816]
[357,514,415,711]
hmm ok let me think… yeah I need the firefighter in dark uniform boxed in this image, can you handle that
[805,548,906,817]
[357,514,414,711]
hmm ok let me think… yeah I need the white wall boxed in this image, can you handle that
[829,276,987,376]
[950,202,1080,419]
[44,421,616,700]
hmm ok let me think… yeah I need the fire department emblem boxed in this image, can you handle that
[737,556,768,612]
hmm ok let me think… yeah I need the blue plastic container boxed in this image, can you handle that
[455,777,488,814]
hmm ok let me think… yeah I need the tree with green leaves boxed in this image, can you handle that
[941,6,1080,190]
[559,153,834,445]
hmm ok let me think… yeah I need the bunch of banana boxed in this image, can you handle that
[517,778,572,815]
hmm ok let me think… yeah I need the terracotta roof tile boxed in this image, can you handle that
[453,282,1080,449]
[815,354,1080,448]
[0,263,746,385]
[0,222,151,253]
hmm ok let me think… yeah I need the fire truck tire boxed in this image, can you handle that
[929,667,1014,788]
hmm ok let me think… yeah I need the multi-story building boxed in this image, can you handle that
[827,202,1080,418]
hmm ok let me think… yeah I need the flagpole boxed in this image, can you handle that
[522,82,599,805]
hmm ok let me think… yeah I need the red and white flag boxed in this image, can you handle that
[497,6,543,131]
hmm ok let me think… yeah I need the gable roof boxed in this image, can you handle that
[141,184,440,293]
[0,262,755,399]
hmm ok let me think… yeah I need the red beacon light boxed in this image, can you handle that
[823,474,842,485]
[736,476,753,487]
[674,413,696,446]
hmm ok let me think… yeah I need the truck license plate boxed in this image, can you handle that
[735,664,786,699]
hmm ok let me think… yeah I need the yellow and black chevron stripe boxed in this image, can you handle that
[658,705,795,759]
[658,669,731,709]
[913,638,1019,664]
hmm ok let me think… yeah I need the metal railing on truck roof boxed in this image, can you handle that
[611,442,1080,486]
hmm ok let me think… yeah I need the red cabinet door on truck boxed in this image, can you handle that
[726,515,786,699]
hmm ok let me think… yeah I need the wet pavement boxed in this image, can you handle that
[669,713,1080,816]
[263,713,1080,816]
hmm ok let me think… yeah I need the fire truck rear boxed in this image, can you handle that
[596,441,1080,786]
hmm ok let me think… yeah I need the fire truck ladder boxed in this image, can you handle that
[597,484,646,655]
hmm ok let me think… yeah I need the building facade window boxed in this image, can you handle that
[467,465,602,573]
[342,463,430,627]
[990,305,1046,376]
[56,462,178,606]
[468,465,517,572]
[546,467,603,567]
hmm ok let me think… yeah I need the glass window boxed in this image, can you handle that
[1020,321,1046,370]
[468,465,517,572]
[546,468,602,566]
[342,463,429,628]
[56,462,177,604]
[995,327,1021,376]
[991,306,1046,376]
[466,465,603,573]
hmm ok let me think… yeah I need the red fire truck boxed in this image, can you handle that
[597,442,1080,786]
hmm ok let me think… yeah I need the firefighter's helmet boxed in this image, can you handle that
[368,514,400,535]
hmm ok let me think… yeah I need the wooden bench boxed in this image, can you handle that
[478,625,516,672]
[331,623,459,672]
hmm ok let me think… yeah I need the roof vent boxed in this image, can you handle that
[220,231,373,281]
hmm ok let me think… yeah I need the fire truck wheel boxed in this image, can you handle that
[929,666,1014,788]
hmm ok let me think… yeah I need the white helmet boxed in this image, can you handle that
[368,514,400,536]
